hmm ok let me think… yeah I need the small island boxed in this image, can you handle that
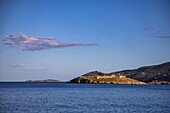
[26,79,62,82]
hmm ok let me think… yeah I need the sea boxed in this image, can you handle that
[0,82,170,113]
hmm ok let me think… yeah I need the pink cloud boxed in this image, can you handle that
[0,33,98,51]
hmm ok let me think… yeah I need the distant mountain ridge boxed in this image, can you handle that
[110,62,170,83]
[68,62,170,84]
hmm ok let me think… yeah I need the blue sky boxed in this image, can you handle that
[0,0,170,81]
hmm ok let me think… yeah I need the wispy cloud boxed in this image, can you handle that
[0,33,98,51]
[39,67,48,71]
[13,64,25,68]
[12,64,48,72]
[22,68,37,71]
[144,27,154,31]
[22,67,48,72]
[144,27,170,38]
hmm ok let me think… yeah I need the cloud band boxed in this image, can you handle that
[0,33,98,51]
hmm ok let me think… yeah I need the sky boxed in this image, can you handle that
[0,0,170,81]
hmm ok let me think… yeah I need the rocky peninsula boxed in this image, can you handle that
[68,71,146,84]
[68,62,170,84]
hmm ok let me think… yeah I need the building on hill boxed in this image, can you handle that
[96,75,116,79]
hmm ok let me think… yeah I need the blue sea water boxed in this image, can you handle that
[0,82,170,113]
